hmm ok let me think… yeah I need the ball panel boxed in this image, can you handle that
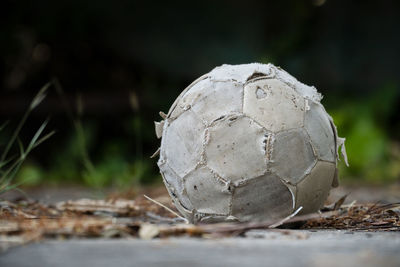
[184,166,232,215]
[295,161,336,214]
[270,128,317,185]
[243,78,305,132]
[231,173,293,222]
[208,63,274,83]
[205,115,268,182]
[168,75,209,119]
[274,66,322,102]
[162,110,205,178]
[191,81,243,125]
[158,161,193,211]
[304,101,336,162]
[170,79,213,119]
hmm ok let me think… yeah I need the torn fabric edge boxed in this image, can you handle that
[154,120,164,139]
[337,137,349,167]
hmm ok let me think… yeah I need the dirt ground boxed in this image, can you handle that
[1,182,399,267]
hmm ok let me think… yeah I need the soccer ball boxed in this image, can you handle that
[154,63,348,223]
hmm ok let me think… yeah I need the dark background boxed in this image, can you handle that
[1,0,399,188]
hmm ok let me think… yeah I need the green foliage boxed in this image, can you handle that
[329,83,400,182]
[0,84,54,195]
[14,115,158,189]
[37,81,158,189]
[15,163,44,186]
[83,158,154,189]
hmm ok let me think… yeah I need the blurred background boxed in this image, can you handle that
[1,0,399,192]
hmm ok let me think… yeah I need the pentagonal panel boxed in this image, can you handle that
[295,161,336,214]
[231,173,293,222]
[161,110,205,178]
[191,81,243,125]
[157,161,193,211]
[304,101,336,162]
[184,166,231,215]
[243,78,305,132]
[205,115,267,182]
[270,129,316,185]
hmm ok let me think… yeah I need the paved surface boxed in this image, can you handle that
[1,230,400,267]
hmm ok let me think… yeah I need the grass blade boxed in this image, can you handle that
[0,156,23,183]
[0,84,50,162]
[0,111,29,162]
[0,82,54,197]
[32,130,56,149]
[0,121,9,132]
[1,119,54,186]
[0,154,17,169]
[0,180,26,195]
[17,138,25,158]
[30,82,51,110]
[26,119,50,152]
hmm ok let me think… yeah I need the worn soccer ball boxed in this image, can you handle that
[154,63,348,223]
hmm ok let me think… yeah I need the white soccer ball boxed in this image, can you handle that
[154,63,348,223]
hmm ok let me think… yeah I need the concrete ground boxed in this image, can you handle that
[1,230,400,267]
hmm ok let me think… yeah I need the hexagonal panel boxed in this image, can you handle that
[304,101,336,162]
[191,81,243,125]
[270,128,317,185]
[243,78,305,132]
[158,161,193,211]
[231,173,293,222]
[295,161,336,214]
[205,115,268,182]
[184,166,231,215]
[161,110,205,178]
